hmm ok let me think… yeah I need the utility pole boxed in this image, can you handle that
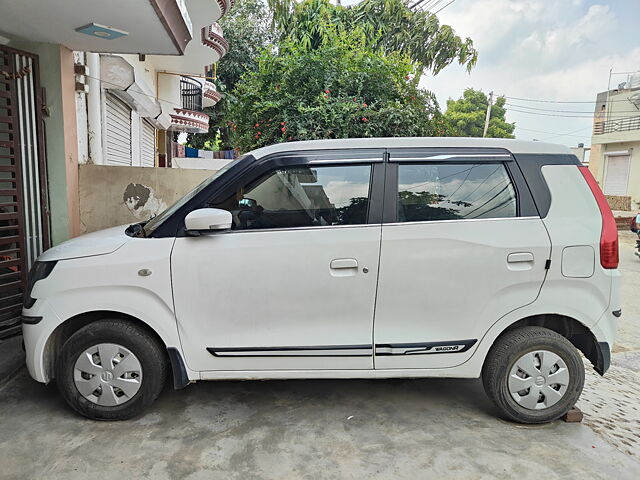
[482,91,494,137]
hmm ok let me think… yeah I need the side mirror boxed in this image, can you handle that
[184,208,232,235]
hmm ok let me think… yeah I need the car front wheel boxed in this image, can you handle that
[482,326,585,424]
[56,319,167,420]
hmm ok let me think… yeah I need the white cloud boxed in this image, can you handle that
[424,0,640,146]
[520,4,616,66]
[514,47,640,102]
[439,0,547,52]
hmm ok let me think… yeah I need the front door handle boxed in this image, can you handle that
[507,252,534,263]
[330,258,358,269]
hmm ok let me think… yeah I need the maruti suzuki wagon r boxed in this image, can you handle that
[22,137,620,423]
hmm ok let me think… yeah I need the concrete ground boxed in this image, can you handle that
[0,336,24,388]
[1,239,639,479]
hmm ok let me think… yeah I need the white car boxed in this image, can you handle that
[22,137,620,423]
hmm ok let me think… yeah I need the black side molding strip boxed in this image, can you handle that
[208,344,372,357]
[167,347,190,389]
[207,341,478,358]
[375,339,477,356]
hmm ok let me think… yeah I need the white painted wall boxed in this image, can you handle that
[73,51,89,165]
[157,72,181,114]
[172,157,233,170]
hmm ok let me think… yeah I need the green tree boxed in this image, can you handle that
[444,89,515,138]
[268,0,477,76]
[187,0,273,150]
[216,0,275,93]
[226,28,446,151]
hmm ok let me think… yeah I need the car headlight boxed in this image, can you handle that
[23,261,57,309]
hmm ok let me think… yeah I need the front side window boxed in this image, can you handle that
[397,163,517,222]
[212,164,372,230]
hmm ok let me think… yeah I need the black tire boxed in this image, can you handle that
[56,319,168,421]
[482,326,585,424]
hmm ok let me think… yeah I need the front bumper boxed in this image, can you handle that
[22,301,64,383]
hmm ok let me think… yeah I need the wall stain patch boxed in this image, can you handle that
[123,183,167,219]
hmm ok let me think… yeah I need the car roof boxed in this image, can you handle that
[249,137,572,159]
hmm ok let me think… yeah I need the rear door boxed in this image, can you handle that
[373,149,551,369]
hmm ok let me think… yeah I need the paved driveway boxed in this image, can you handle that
[1,237,639,480]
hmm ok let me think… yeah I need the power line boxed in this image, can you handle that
[536,126,594,141]
[506,107,639,119]
[501,94,634,104]
[434,0,456,14]
[504,102,640,115]
[424,0,447,11]
[412,0,445,12]
[515,126,592,139]
[409,0,429,10]
[80,71,211,111]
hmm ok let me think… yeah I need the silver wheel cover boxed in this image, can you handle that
[508,350,570,410]
[73,343,143,406]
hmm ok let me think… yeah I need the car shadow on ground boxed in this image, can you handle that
[4,368,502,423]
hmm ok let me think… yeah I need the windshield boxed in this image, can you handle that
[143,155,247,236]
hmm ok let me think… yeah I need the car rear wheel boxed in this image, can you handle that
[482,326,585,424]
[56,319,167,420]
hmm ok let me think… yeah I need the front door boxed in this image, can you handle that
[374,150,551,369]
[172,153,384,372]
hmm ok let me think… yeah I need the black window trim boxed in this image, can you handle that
[204,152,385,234]
[383,149,540,225]
[216,161,382,234]
[148,146,559,238]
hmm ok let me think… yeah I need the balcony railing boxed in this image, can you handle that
[594,115,640,135]
[180,76,203,112]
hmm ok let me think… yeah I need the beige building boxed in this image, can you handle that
[0,0,233,338]
[588,72,640,211]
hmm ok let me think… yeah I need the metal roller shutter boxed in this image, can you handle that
[604,155,630,196]
[105,92,132,166]
[141,120,156,167]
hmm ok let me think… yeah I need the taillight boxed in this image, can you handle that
[578,166,618,269]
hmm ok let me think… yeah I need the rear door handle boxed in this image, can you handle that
[330,258,358,269]
[507,252,534,263]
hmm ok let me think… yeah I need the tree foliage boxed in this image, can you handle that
[187,0,273,150]
[190,0,480,152]
[216,0,275,92]
[444,89,515,138]
[268,0,477,75]
[225,28,445,151]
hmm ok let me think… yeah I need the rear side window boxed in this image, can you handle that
[211,164,372,230]
[397,163,517,222]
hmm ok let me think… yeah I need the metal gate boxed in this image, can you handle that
[0,46,49,338]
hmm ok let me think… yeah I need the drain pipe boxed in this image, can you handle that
[86,53,103,165]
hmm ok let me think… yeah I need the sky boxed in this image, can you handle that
[421,0,640,147]
[346,0,640,147]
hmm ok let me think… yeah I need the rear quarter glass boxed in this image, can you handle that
[511,153,580,218]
